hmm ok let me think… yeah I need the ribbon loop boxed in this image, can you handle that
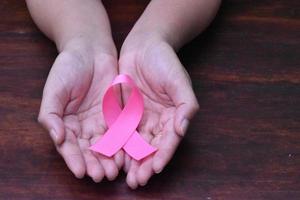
[89,74,157,160]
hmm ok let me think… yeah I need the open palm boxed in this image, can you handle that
[38,51,123,182]
[119,41,199,188]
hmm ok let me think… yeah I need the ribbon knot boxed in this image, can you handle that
[89,74,157,160]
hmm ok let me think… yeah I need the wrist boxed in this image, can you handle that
[57,34,117,60]
[54,35,118,73]
[120,29,169,58]
[121,20,183,56]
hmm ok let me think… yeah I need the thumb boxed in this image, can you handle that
[38,112,65,145]
[38,69,69,145]
[174,100,199,137]
[166,60,199,137]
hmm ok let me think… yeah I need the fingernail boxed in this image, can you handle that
[181,119,189,135]
[140,181,148,186]
[155,167,163,174]
[50,129,58,143]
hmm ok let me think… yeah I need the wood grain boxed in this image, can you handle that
[0,0,299,199]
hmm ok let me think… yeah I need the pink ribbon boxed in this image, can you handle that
[89,74,157,160]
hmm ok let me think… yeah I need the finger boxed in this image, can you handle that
[78,138,105,182]
[126,159,140,189]
[38,63,70,145]
[174,104,197,137]
[175,100,199,137]
[57,128,86,178]
[166,61,199,136]
[124,153,131,173]
[38,113,65,145]
[152,130,181,174]
[114,150,125,170]
[96,154,119,181]
[90,135,119,181]
[136,156,154,186]
[135,129,155,186]
[171,83,199,136]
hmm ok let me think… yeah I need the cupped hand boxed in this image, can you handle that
[38,40,123,182]
[119,36,199,189]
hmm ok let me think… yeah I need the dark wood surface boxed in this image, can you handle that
[0,0,299,199]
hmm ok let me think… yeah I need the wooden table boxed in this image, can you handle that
[0,0,299,199]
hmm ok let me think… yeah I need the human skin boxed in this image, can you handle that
[26,0,122,182]
[119,0,221,189]
[26,0,221,188]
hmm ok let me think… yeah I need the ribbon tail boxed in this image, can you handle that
[89,139,117,157]
[123,131,157,161]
